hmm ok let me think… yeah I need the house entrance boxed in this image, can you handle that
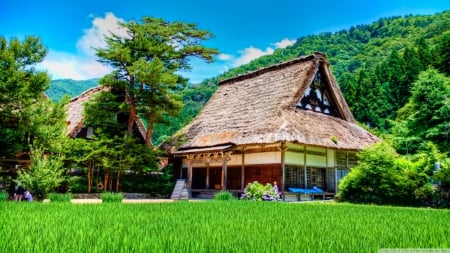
[191,167,222,190]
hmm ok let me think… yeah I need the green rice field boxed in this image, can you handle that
[1,201,449,252]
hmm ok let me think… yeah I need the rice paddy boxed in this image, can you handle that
[1,201,449,252]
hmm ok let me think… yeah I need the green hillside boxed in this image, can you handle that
[46,78,99,101]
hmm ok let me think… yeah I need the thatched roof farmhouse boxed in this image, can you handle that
[166,52,379,199]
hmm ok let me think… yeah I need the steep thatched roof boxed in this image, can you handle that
[66,86,109,137]
[170,52,379,152]
[65,86,147,139]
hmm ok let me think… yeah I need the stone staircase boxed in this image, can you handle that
[170,179,190,200]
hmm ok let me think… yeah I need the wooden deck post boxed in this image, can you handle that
[241,148,245,190]
[280,142,287,192]
[304,146,307,188]
[222,157,227,190]
[334,167,338,193]
[206,163,210,189]
[187,159,193,191]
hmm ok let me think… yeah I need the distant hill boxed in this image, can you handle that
[46,78,99,101]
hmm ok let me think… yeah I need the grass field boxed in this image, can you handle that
[1,201,449,252]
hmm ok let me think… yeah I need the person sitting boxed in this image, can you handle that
[15,185,25,201]
[273,181,282,199]
[24,190,33,202]
[273,181,279,195]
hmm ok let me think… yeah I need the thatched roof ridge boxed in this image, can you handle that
[169,52,379,152]
[66,86,109,137]
[219,53,319,86]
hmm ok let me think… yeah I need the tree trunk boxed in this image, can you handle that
[103,171,109,191]
[87,160,93,193]
[127,77,136,134]
[128,102,137,135]
[108,175,113,192]
[115,170,121,192]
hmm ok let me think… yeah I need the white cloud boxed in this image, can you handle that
[233,46,274,67]
[77,12,127,56]
[217,53,232,61]
[41,12,126,80]
[40,51,111,80]
[230,38,295,67]
[273,38,296,49]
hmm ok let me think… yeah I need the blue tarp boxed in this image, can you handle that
[288,186,324,194]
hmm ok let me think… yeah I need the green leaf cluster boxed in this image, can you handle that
[0,36,52,156]
[48,192,73,203]
[338,142,433,206]
[100,192,124,203]
[16,147,75,199]
[241,181,280,201]
[213,191,236,201]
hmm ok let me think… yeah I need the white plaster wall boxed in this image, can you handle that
[285,151,304,165]
[327,149,336,167]
[245,151,281,164]
[306,154,326,167]
[285,147,335,167]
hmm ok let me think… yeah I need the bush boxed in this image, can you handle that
[49,193,73,203]
[15,147,73,200]
[338,141,435,206]
[241,181,280,201]
[100,192,124,203]
[0,191,8,202]
[213,191,235,201]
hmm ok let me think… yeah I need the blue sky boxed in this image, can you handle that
[2,0,449,83]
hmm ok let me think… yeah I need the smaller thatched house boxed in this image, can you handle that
[66,86,146,140]
[165,52,379,198]
[66,86,108,138]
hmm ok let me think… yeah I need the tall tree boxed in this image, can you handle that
[385,50,407,109]
[0,36,50,156]
[436,32,450,76]
[394,69,450,154]
[416,37,432,68]
[95,16,219,146]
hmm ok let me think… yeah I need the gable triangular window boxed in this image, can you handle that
[296,70,340,118]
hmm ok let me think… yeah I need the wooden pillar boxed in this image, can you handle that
[187,159,193,191]
[280,142,287,192]
[304,146,307,188]
[334,167,338,193]
[206,163,210,189]
[325,148,328,191]
[241,148,245,189]
[222,157,227,190]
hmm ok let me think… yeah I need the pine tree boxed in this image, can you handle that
[95,16,219,146]
[396,69,450,154]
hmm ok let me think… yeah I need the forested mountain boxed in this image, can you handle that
[47,11,450,151]
[46,78,99,101]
